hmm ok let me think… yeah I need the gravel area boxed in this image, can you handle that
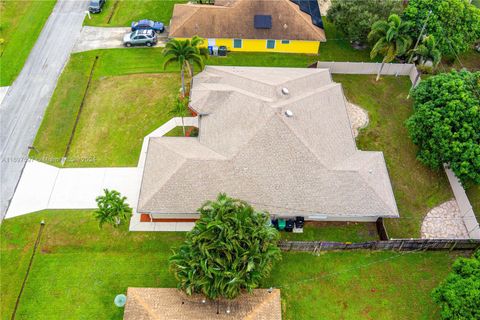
[421,199,469,239]
[346,101,369,137]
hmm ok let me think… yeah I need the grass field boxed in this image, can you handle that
[31,47,368,167]
[281,222,379,242]
[333,74,453,238]
[32,51,182,167]
[84,0,187,27]
[0,0,56,86]
[0,210,465,319]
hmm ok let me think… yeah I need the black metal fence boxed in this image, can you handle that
[280,239,480,252]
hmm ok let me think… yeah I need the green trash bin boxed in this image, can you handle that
[277,219,286,231]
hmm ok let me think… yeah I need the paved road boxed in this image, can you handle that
[0,0,88,218]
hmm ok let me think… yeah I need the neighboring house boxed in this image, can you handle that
[123,288,282,319]
[136,66,399,223]
[169,0,326,54]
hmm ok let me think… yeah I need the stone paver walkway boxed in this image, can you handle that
[346,101,369,137]
[421,199,469,239]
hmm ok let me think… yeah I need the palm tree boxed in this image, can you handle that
[408,35,441,88]
[94,189,132,228]
[170,193,281,301]
[169,97,190,136]
[368,14,412,81]
[163,36,207,96]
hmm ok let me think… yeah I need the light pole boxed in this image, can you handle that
[408,10,433,63]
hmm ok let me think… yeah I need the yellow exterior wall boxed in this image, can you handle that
[175,38,320,54]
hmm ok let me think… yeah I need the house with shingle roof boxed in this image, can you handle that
[123,288,282,320]
[136,66,399,224]
[169,0,326,54]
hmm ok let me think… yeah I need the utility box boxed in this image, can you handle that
[218,46,227,56]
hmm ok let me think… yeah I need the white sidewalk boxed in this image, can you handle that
[6,160,139,218]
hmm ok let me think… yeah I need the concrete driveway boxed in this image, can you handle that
[6,160,140,218]
[73,26,168,53]
[0,0,88,218]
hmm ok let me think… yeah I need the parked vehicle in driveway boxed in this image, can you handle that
[131,19,165,33]
[123,29,157,47]
[88,0,105,13]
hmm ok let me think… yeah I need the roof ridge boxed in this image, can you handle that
[206,66,279,88]
[244,290,280,320]
[128,289,161,320]
[273,81,338,108]
[169,5,202,36]
[353,152,399,216]
[137,140,186,210]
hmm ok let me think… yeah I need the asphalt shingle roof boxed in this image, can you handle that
[137,67,399,218]
[169,0,326,41]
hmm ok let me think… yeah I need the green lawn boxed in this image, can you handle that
[31,47,371,168]
[333,75,453,238]
[84,0,187,27]
[0,0,56,86]
[32,51,182,167]
[0,210,466,319]
[281,222,379,242]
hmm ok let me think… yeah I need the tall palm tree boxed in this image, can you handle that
[169,97,190,136]
[163,36,206,96]
[407,35,441,97]
[368,14,412,81]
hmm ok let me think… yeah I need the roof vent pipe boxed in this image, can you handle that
[281,87,289,95]
[285,110,293,117]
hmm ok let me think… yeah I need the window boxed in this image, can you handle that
[281,40,290,44]
[266,39,275,49]
[233,39,242,48]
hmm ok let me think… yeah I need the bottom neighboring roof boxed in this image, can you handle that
[123,288,282,320]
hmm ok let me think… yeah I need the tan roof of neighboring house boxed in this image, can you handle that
[169,0,326,41]
[137,66,399,219]
[123,288,282,320]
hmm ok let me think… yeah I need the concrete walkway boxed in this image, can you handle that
[5,117,198,223]
[6,160,139,218]
[0,87,9,105]
[0,0,88,218]
[73,26,168,53]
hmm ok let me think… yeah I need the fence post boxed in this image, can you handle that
[449,241,458,252]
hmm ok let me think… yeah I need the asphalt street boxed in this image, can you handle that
[0,0,88,218]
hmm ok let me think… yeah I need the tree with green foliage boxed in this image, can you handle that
[170,193,281,300]
[406,70,480,186]
[94,189,132,228]
[432,251,480,319]
[169,96,190,136]
[368,14,412,81]
[327,0,402,45]
[403,0,480,56]
[163,36,207,96]
[408,35,442,87]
